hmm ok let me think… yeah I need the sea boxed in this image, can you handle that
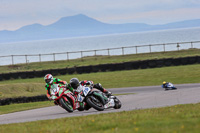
[0,27,200,66]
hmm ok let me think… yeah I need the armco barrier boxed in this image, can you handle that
[188,56,197,64]
[156,59,165,67]
[0,95,48,106]
[0,56,200,81]
[164,58,173,66]
[131,61,140,69]
[172,58,181,66]
[148,60,157,68]
[2,73,11,80]
[140,60,148,69]
[180,57,189,65]
[34,70,44,77]
[198,56,200,63]
[123,62,134,70]
[58,68,68,75]
[67,67,76,74]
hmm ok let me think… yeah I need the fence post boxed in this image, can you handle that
[163,44,166,52]
[81,51,83,58]
[177,43,180,51]
[122,47,124,55]
[25,55,28,64]
[11,55,14,65]
[39,54,41,62]
[107,49,110,56]
[94,50,97,56]
[53,53,55,61]
[135,46,138,54]
[66,52,69,60]
[191,42,193,48]
[149,45,151,53]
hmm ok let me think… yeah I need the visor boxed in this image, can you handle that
[45,79,51,83]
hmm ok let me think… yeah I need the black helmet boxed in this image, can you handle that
[70,78,80,89]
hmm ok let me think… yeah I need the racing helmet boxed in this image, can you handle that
[44,74,53,84]
[163,81,166,84]
[70,78,80,89]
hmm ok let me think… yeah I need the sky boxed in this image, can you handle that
[0,0,200,31]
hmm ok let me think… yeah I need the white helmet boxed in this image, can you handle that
[44,74,53,84]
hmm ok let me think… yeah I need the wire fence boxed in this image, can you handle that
[0,41,200,66]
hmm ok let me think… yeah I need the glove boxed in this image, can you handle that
[73,90,79,95]
[85,81,94,86]
[64,83,68,88]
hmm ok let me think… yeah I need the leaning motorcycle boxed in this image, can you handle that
[50,84,84,113]
[163,82,177,91]
[76,85,122,111]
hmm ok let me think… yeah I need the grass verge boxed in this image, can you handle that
[1,103,200,133]
[0,101,54,115]
[1,64,200,99]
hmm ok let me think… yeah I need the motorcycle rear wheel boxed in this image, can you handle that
[86,96,104,111]
[59,97,73,113]
[114,97,122,109]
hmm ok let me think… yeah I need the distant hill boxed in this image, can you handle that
[1,14,200,43]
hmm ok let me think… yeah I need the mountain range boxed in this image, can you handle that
[1,14,200,43]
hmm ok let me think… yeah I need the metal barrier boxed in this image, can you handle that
[0,41,200,66]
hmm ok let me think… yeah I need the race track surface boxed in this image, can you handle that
[0,83,200,125]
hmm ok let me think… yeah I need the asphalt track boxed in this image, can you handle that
[0,83,200,125]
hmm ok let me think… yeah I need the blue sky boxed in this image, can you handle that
[0,0,200,31]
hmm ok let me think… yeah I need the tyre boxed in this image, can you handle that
[77,102,85,111]
[86,96,104,111]
[114,98,122,109]
[59,97,73,113]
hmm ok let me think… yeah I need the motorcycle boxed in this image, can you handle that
[76,85,122,111]
[50,84,84,113]
[162,82,177,91]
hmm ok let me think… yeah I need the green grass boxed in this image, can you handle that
[1,103,200,133]
[1,63,200,99]
[1,48,200,73]
[0,101,54,115]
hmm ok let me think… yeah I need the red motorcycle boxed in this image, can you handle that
[50,84,84,113]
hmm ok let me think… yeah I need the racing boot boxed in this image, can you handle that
[94,83,112,96]
[104,89,112,97]
[54,100,58,106]
[77,102,85,111]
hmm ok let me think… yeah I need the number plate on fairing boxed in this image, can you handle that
[50,84,59,95]
[77,94,84,102]
[83,87,91,96]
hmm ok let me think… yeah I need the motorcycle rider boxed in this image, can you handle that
[69,78,112,96]
[44,74,69,105]
[44,74,85,110]
[162,81,168,88]
[162,81,177,90]
[69,78,112,110]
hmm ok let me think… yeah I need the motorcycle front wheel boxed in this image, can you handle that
[59,97,74,113]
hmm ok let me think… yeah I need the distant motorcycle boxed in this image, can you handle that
[162,82,177,91]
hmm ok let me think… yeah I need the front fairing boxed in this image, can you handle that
[50,84,60,95]
[167,83,174,88]
[76,85,91,102]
